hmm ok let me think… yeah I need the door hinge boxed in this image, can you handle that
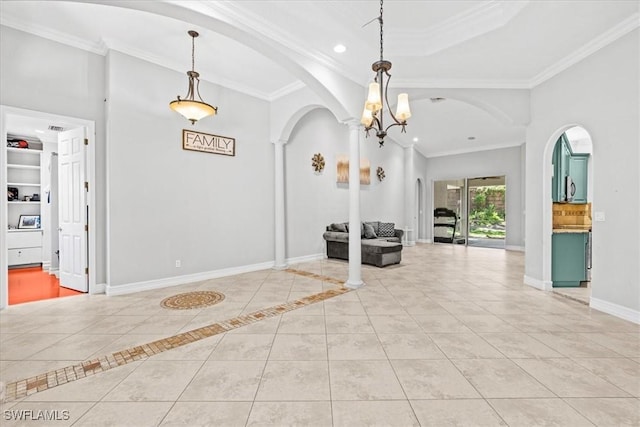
[85,267,89,275]
[84,138,88,146]
[84,181,89,191]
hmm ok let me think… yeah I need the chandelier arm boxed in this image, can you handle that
[382,69,405,126]
[194,77,205,103]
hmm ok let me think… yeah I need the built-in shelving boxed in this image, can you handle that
[6,136,44,266]
[7,164,41,170]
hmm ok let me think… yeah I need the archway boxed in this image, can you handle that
[543,125,593,302]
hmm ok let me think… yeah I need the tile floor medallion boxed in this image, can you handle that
[160,291,226,310]
[2,269,350,402]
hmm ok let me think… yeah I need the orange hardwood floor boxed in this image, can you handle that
[8,266,83,305]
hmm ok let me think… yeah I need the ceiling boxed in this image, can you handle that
[1,1,637,157]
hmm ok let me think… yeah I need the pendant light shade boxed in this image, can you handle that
[170,30,217,124]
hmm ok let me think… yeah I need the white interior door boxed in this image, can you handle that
[58,127,87,292]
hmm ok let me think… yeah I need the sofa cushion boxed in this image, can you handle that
[378,236,401,243]
[362,240,402,254]
[330,222,348,232]
[378,222,395,237]
[363,222,377,239]
[323,231,349,242]
[364,221,380,235]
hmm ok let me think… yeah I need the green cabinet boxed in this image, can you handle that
[552,134,589,203]
[568,154,589,203]
[552,134,572,202]
[552,232,588,287]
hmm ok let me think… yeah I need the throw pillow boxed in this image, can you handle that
[365,221,380,235]
[378,222,395,237]
[330,223,348,232]
[363,222,378,239]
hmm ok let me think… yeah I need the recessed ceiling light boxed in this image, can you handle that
[34,130,45,134]
[413,137,419,142]
[468,136,476,140]
[333,44,346,53]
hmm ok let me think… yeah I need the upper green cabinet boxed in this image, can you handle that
[552,134,589,204]
[568,154,589,203]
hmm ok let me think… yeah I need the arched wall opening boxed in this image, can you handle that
[280,106,407,263]
[542,125,594,293]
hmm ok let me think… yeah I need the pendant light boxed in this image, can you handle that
[170,30,217,124]
[361,0,411,146]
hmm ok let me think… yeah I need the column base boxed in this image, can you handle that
[273,263,289,271]
[344,280,364,289]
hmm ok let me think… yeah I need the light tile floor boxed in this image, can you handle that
[1,244,639,426]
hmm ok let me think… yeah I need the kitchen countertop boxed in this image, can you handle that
[553,228,590,233]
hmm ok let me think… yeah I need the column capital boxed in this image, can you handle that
[342,118,362,131]
[272,139,288,146]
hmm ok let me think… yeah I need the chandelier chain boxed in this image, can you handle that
[379,0,384,61]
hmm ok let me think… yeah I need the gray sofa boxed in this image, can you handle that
[323,221,404,267]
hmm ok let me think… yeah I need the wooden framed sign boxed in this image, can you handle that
[182,129,235,156]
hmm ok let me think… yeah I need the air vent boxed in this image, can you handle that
[48,125,65,132]
[430,97,446,103]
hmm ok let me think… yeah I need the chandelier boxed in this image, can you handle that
[170,30,217,124]
[360,0,411,147]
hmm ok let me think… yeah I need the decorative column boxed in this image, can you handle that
[273,140,287,270]
[346,121,364,289]
[404,144,416,246]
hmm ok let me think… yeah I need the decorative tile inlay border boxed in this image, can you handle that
[285,268,344,286]
[2,271,350,402]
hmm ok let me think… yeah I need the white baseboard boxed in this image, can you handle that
[417,239,432,244]
[524,275,553,291]
[506,245,525,252]
[590,297,640,324]
[286,253,325,265]
[105,261,275,296]
[42,261,51,271]
[48,268,59,278]
[93,282,106,294]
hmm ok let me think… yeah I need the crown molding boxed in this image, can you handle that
[105,39,275,101]
[0,13,108,55]
[393,78,531,90]
[0,17,278,101]
[197,2,352,84]
[268,81,307,101]
[423,140,524,159]
[387,0,529,56]
[530,13,640,88]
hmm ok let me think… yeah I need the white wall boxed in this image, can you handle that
[105,51,274,287]
[284,108,405,259]
[0,26,107,284]
[526,29,639,315]
[422,146,525,248]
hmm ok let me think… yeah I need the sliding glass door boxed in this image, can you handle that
[433,176,506,249]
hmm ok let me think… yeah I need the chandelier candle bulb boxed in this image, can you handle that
[361,106,374,126]
[365,83,382,111]
[395,93,411,122]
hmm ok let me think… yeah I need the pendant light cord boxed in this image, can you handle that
[379,0,384,62]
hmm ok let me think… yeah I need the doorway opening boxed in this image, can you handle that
[1,106,97,308]
[432,179,467,245]
[549,126,593,305]
[467,176,506,249]
[432,176,507,249]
